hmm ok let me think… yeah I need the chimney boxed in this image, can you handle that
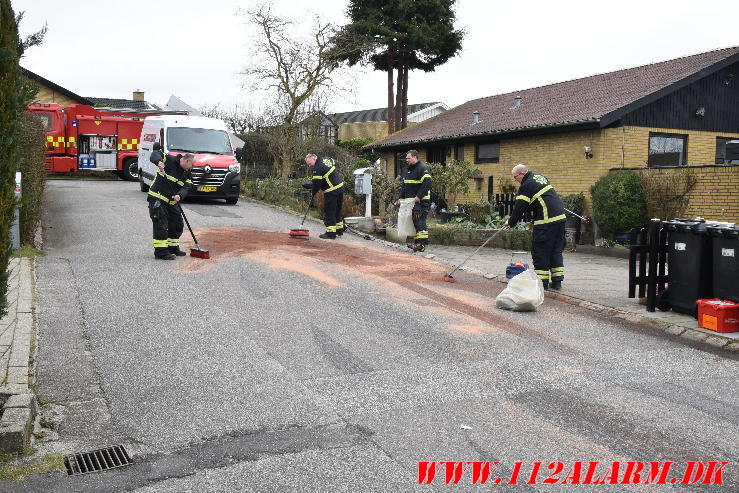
[132,89,145,101]
[512,95,522,108]
[472,111,480,124]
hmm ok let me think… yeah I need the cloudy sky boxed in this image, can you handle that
[14,0,739,113]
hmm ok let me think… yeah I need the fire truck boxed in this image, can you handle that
[27,102,180,181]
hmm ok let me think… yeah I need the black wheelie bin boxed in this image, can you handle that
[663,219,713,317]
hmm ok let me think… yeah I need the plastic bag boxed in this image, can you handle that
[495,269,545,311]
[397,198,417,241]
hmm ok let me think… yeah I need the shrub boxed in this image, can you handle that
[18,112,46,246]
[427,160,479,209]
[463,199,491,223]
[591,171,648,235]
[639,168,697,220]
[561,192,585,216]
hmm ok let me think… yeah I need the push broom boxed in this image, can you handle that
[442,225,509,282]
[177,203,210,259]
[289,195,314,239]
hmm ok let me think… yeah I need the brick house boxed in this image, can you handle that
[329,102,449,142]
[369,47,739,222]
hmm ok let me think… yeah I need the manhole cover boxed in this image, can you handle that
[64,445,132,475]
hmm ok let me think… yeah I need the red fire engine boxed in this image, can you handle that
[27,103,182,181]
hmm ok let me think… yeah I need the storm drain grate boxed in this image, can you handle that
[64,445,132,476]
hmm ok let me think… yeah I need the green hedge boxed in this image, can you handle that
[18,112,46,245]
[0,0,23,317]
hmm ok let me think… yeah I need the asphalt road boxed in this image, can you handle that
[6,180,738,492]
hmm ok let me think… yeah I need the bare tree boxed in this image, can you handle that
[198,102,268,135]
[240,2,354,177]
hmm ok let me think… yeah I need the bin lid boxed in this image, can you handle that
[706,224,739,238]
[664,219,708,233]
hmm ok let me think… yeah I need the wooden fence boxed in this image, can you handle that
[628,219,668,312]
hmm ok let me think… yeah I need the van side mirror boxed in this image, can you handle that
[235,147,243,160]
[153,142,162,151]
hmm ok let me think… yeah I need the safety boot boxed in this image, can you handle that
[550,280,562,290]
[155,252,176,260]
[319,232,336,240]
[169,248,187,256]
[408,243,426,253]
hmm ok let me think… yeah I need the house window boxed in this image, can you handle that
[648,133,687,167]
[455,144,464,162]
[715,137,739,164]
[475,142,499,164]
[427,146,446,164]
[395,152,407,176]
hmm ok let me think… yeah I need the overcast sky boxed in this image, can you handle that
[14,0,739,114]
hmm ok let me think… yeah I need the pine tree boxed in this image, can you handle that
[331,0,464,133]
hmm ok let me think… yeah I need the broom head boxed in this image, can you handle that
[190,247,210,259]
[289,228,310,239]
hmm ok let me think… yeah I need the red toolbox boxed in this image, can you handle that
[696,299,739,333]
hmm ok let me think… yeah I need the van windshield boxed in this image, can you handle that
[167,127,233,155]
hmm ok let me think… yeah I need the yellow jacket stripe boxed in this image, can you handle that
[148,190,177,205]
[533,214,566,225]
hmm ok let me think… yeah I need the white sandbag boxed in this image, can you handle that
[495,268,545,312]
[397,198,417,240]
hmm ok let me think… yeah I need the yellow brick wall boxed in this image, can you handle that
[629,166,739,222]
[339,122,389,141]
[380,126,739,218]
[31,85,79,107]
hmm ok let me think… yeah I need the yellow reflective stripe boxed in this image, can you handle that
[533,214,566,225]
[404,179,423,184]
[167,238,180,246]
[326,226,337,232]
[325,181,344,193]
[531,185,552,202]
[157,169,184,186]
[515,195,531,203]
[312,175,322,179]
[185,179,193,184]
[421,174,431,180]
[336,221,344,228]
[423,192,430,200]
[323,166,336,188]
[152,240,168,247]
[551,267,564,273]
[534,270,550,279]
[148,190,177,205]
[538,197,548,220]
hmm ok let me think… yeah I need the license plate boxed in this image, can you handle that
[198,186,217,192]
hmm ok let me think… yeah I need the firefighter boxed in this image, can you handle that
[305,153,345,239]
[505,164,566,290]
[399,149,432,252]
[147,149,195,260]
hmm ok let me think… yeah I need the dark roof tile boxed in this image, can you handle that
[372,46,739,148]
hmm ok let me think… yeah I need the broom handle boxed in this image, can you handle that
[178,203,200,247]
[446,225,509,277]
[300,194,315,226]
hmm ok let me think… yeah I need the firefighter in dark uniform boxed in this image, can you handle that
[147,149,195,260]
[305,153,345,239]
[505,164,567,290]
[399,149,432,252]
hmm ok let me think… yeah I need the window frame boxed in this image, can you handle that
[475,142,500,164]
[647,132,687,167]
[716,136,734,164]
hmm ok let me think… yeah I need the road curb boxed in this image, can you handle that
[0,258,39,453]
